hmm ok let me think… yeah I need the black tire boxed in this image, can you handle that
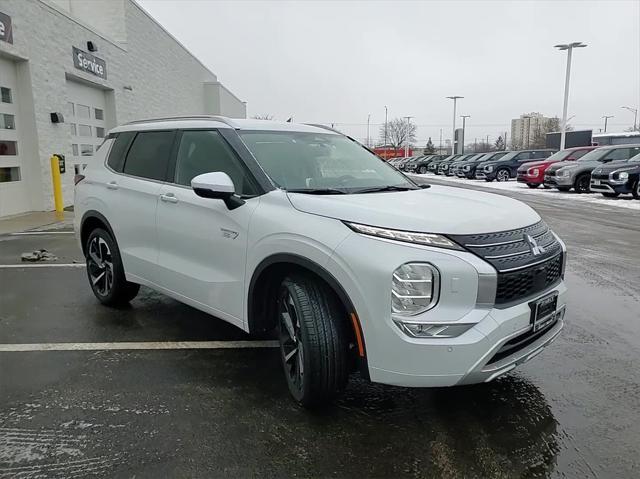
[527,183,539,189]
[418,166,427,174]
[496,168,511,182]
[574,174,591,193]
[85,228,139,306]
[557,186,571,192]
[632,180,640,199]
[277,274,350,407]
[601,192,620,198]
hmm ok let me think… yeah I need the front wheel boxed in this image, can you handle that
[632,180,640,199]
[574,174,591,194]
[277,274,350,407]
[418,166,427,174]
[85,228,139,306]
[496,168,511,182]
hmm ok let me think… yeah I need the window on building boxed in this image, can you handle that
[0,167,20,182]
[80,144,93,156]
[77,104,90,119]
[78,124,92,137]
[72,144,79,156]
[94,108,104,120]
[1,87,12,104]
[174,130,255,195]
[0,140,18,155]
[123,131,175,181]
[70,123,77,136]
[67,102,75,116]
[0,114,15,129]
[96,127,105,138]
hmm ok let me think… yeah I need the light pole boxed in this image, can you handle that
[555,42,587,149]
[403,116,413,157]
[367,114,371,147]
[602,115,614,133]
[622,106,638,131]
[460,115,470,154]
[446,96,463,154]
[384,106,388,149]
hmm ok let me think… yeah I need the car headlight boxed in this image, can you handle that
[463,165,470,171]
[557,168,572,177]
[612,171,629,180]
[344,222,463,250]
[392,263,439,316]
[528,168,539,176]
[485,165,494,172]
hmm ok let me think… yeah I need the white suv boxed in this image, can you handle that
[74,116,567,406]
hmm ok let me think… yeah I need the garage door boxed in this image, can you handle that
[0,56,29,217]
[66,80,106,175]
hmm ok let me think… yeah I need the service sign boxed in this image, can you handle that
[72,47,107,79]
[0,12,13,44]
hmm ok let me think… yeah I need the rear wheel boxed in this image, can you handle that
[85,228,139,306]
[496,168,511,182]
[574,174,591,193]
[527,183,539,189]
[277,274,350,407]
[601,192,620,198]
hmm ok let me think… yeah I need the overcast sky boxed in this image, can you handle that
[139,0,639,147]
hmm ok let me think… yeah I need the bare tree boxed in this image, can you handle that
[530,117,568,148]
[379,118,417,151]
[251,114,274,120]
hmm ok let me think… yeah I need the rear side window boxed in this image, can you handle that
[123,131,175,181]
[107,132,136,172]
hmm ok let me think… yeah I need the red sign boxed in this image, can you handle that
[373,147,412,160]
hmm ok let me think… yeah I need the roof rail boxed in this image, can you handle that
[126,115,238,128]
[304,123,343,135]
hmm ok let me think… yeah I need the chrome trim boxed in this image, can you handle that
[126,115,238,128]
[484,238,557,259]
[498,252,562,273]
[464,229,547,248]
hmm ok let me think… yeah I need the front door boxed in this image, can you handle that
[155,129,259,326]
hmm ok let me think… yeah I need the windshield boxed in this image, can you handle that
[576,148,608,162]
[544,150,573,162]
[239,130,417,192]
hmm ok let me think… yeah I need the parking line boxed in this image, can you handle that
[0,263,84,268]
[0,340,279,352]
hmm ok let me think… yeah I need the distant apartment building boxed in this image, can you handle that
[511,113,552,149]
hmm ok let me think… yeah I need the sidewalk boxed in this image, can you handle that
[0,210,75,235]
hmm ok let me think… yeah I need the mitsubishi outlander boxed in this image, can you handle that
[75,116,568,407]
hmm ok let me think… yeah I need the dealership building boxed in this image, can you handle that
[0,0,246,218]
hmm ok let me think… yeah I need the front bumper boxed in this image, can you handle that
[544,174,572,187]
[477,170,496,180]
[517,173,542,184]
[329,231,567,388]
[590,179,631,194]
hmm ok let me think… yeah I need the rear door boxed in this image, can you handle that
[155,129,260,325]
[106,130,176,280]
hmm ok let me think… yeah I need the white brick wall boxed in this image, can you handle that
[0,0,246,214]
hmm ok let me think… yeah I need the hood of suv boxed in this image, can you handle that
[592,161,639,175]
[287,185,540,234]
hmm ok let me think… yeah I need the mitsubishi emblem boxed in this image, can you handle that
[525,234,545,256]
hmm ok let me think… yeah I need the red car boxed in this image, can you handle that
[517,146,598,188]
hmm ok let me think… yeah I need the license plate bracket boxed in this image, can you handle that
[530,292,559,332]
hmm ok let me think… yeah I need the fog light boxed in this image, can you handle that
[397,322,474,338]
[392,263,439,316]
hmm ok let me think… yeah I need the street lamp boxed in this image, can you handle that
[446,96,463,154]
[554,42,587,149]
[403,116,413,157]
[602,115,614,133]
[460,115,470,154]
[622,106,638,131]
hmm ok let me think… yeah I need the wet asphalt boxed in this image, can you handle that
[1,180,639,478]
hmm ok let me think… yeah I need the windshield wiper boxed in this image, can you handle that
[286,188,347,195]
[353,185,417,194]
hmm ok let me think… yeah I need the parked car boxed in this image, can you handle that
[404,156,428,173]
[428,154,459,173]
[517,146,597,188]
[590,152,640,198]
[477,149,556,182]
[457,151,509,178]
[449,153,485,177]
[74,116,568,406]
[439,154,475,176]
[434,155,462,175]
[544,144,640,193]
[414,154,446,174]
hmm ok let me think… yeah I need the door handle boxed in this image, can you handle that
[106,181,119,190]
[160,193,178,204]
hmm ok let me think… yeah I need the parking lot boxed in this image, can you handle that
[1,179,639,478]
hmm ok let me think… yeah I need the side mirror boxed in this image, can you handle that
[191,172,245,210]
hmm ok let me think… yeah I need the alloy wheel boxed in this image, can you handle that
[497,170,510,182]
[576,175,590,193]
[279,290,304,392]
[87,236,114,296]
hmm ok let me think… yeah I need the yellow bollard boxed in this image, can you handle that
[50,155,64,219]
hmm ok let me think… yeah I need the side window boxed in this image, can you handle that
[567,149,589,160]
[515,152,531,161]
[535,151,552,159]
[123,131,175,181]
[602,148,631,162]
[106,131,136,172]
[174,130,256,196]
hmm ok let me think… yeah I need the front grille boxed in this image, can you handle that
[591,172,608,180]
[486,317,558,365]
[450,221,564,305]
